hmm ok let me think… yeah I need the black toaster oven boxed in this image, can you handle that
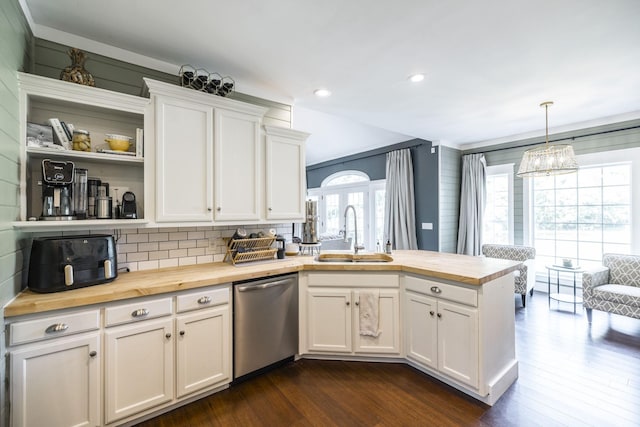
[28,234,118,293]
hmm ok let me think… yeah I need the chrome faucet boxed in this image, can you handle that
[343,205,365,254]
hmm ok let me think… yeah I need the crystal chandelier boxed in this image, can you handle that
[516,101,578,177]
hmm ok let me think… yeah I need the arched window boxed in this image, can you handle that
[308,170,385,250]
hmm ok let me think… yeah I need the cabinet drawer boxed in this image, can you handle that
[307,272,399,288]
[404,275,477,307]
[176,286,229,313]
[105,297,173,327]
[9,309,100,346]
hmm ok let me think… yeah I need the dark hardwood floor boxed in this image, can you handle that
[137,292,640,427]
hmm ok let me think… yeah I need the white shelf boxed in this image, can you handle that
[26,147,143,164]
[13,219,148,232]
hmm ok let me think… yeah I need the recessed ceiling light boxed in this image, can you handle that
[408,73,425,83]
[314,88,331,97]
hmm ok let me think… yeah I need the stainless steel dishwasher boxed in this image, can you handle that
[233,273,298,379]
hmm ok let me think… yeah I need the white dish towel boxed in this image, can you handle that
[359,290,381,337]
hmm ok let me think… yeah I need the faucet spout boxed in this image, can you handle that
[344,205,365,254]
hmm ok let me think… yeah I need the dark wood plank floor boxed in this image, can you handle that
[137,293,640,427]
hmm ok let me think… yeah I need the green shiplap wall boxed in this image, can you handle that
[33,38,292,127]
[438,146,461,253]
[463,119,640,245]
[0,0,31,423]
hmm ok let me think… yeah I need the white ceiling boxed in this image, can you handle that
[20,0,640,165]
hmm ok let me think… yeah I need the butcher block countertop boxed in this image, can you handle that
[5,250,520,318]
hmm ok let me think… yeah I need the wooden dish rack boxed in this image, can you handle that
[224,237,277,265]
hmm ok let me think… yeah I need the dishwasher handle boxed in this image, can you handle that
[236,279,292,292]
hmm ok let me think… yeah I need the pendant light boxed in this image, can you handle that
[516,101,578,177]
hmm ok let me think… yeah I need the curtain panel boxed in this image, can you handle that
[384,149,418,250]
[456,153,486,255]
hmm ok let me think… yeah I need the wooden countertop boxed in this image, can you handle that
[5,250,520,317]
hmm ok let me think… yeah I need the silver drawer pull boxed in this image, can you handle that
[45,323,69,334]
[197,296,212,305]
[131,308,150,318]
[430,286,442,294]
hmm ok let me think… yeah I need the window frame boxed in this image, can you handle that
[523,147,640,278]
[484,163,515,245]
[307,170,385,250]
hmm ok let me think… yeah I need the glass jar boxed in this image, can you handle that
[72,129,91,151]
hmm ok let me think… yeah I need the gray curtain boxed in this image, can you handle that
[384,149,418,250]
[456,153,486,255]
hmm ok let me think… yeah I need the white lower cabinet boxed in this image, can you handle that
[176,305,231,398]
[302,272,400,356]
[105,317,174,423]
[404,289,479,387]
[10,333,101,427]
[8,285,231,426]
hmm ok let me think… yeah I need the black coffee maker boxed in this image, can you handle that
[41,159,75,220]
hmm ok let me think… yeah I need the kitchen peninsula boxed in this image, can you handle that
[4,250,520,426]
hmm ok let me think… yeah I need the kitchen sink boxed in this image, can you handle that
[315,252,393,263]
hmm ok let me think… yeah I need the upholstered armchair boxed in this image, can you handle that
[482,244,537,307]
[582,253,640,323]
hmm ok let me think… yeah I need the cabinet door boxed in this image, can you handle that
[155,95,213,222]
[214,108,261,221]
[176,306,231,398]
[105,317,174,424]
[437,300,479,388]
[404,291,438,368]
[265,130,307,221]
[353,289,401,354]
[11,333,101,427]
[307,288,352,353]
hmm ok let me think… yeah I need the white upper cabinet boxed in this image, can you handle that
[264,125,309,221]
[154,95,214,222]
[144,78,308,226]
[214,109,262,221]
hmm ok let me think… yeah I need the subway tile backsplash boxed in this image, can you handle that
[96,224,294,272]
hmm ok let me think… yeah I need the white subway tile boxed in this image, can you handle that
[159,258,179,269]
[148,233,169,242]
[122,262,138,272]
[126,233,149,243]
[196,226,214,231]
[178,226,199,232]
[205,230,221,238]
[149,250,169,260]
[121,228,138,234]
[197,255,214,264]
[169,248,189,258]
[213,254,225,262]
[197,239,209,248]
[118,253,127,262]
[138,260,160,270]
[159,241,179,250]
[138,242,159,252]
[179,240,197,249]
[188,247,205,257]
[117,243,138,254]
[169,232,188,241]
[188,231,205,240]
[127,252,149,262]
[161,227,179,233]
[179,257,197,266]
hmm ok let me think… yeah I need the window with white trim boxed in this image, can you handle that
[524,148,640,272]
[307,171,385,250]
[483,164,514,245]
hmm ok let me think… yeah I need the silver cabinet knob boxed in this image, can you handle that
[207,207,212,212]
[89,351,97,358]
[198,296,212,305]
[45,323,69,334]
[165,332,172,339]
[217,207,221,211]
[437,313,442,318]
[346,301,350,306]
[179,330,185,336]
[430,286,442,294]
[268,207,273,211]
[429,311,435,316]
[131,308,149,318]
